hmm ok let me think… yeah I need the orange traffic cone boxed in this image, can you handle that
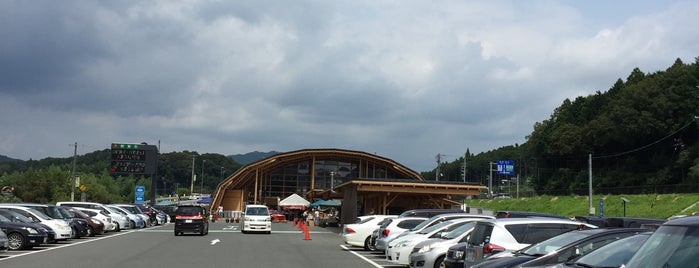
[303,225,311,240]
[293,218,297,227]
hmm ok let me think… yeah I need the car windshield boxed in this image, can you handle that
[25,208,52,220]
[419,220,455,234]
[106,206,126,215]
[624,225,699,267]
[246,207,269,216]
[443,221,477,239]
[47,206,67,219]
[572,233,650,267]
[70,209,89,218]
[57,207,74,218]
[119,206,140,214]
[178,206,204,216]
[0,214,11,222]
[521,231,591,256]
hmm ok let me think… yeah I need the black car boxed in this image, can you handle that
[0,212,49,250]
[174,205,209,236]
[472,228,647,268]
[624,215,699,267]
[0,209,56,243]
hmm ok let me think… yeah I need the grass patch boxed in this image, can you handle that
[465,193,699,219]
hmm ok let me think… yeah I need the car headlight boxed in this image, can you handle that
[417,243,434,253]
[396,240,415,248]
[23,227,39,234]
[453,250,465,259]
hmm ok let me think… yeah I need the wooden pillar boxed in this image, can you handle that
[340,184,357,225]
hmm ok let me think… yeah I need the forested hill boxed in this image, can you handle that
[428,58,699,195]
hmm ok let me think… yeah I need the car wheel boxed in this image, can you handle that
[70,227,78,239]
[363,236,372,251]
[114,222,121,232]
[174,230,180,236]
[434,255,446,268]
[130,220,136,229]
[7,232,26,250]
[86,226,95,237]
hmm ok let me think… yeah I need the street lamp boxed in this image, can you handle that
[330,171,335,193]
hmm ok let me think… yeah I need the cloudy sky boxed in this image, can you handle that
[1,0,697,172]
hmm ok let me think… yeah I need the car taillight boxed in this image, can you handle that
[345,227,356,234]
[483,243,505,254]
[382,229,390,237]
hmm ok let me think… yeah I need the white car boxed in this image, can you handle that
[242,204,271,234]
[386,218,474,265]
[108,205,145,228]
[113,204,151,226]
[374,217,428,251]
[343,215,397,250]
[57,201,129,231]
[0,205,72,241]
[408,219,486,268]
[74,208,116,232]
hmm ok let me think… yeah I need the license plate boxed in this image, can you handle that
[185,219,192,223]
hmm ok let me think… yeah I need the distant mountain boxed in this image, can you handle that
[0,154,19,162]
[228,151,280,165]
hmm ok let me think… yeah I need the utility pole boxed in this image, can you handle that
[201,159,206,194]
[489,162,495,198]
[588,154,593,216]
[435,154,443,181]
[190,155,196,195]
[70,142,77,201]
[461,153,467,182]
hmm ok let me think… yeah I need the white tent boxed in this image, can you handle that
[278,193,310,210]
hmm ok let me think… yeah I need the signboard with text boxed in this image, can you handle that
[109,143,158,175]
[497,160,514,175]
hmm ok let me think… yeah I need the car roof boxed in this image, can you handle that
[662,215,699,226]
[484,217,594,226]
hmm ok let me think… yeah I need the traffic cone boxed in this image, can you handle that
[293,218,297,227]
[298,220,304,230]
[303,225,311,240]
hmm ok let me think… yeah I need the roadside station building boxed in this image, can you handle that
[210,148,486,224]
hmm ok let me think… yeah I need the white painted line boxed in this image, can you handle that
[0,228,147,261]
[340,245,383,268]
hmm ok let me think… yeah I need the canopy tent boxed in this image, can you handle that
[197,197,212,204]
[309,199,326,207]
[318,199,342,207]
[278,193,310,210]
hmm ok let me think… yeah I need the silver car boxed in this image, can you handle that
[408,219,487,268]
[374,217,428,251]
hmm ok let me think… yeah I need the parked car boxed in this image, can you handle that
[409,219,488,268]
[394,213,495,242]
[374,217,428,251]
[0,209,56,243]
[472,228,647,267]
[152,205,176,223]
[445,218,596,268]
[0,203,89,239]
[495,211,570,220]
[53,205,91,239]
[174,205,209,236]
[56,201,128,231]
[556,232,651,268]
[242,204,271,234]
[73,207,115,233]
[399,209,465,218]
[0,205,72,241]
[624,215,699,267]
[63,207,104,236]
[0,229,7,252]
[133,204,159,225]
[0,213,48,250]
[150,206,168,224]
[342,215,398,250]
[111,204,151,227]
[108,205,145,228]
[387,218,475,266]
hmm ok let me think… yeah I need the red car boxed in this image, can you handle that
[65,207,105,236]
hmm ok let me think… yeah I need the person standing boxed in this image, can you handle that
[313,209,320,227]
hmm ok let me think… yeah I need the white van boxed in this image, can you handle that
[56,201,130,231]
[242,204,271,234]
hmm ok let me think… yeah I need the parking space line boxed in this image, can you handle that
[340,245,383,268]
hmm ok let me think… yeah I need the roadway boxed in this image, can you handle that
[0,221,402,268]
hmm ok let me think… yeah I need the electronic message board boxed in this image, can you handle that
[109,143,158,175]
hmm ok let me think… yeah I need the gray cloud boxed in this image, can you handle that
[1,0,697,172]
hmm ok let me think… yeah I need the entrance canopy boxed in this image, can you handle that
[279,193,310,210]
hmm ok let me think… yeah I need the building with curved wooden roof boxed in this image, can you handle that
[210,148,486,224]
